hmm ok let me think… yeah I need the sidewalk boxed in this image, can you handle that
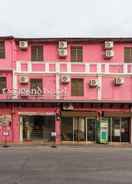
[0,142,132,149]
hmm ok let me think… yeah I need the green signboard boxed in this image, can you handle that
[96,118,109,144]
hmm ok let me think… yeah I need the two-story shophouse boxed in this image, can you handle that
[0,36,132,145]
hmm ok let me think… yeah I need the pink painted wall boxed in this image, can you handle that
[0,40,13,68]
[13,40,132,101]
[0,108,12,143]
[1,38,132,143]
[2,39,132,101]
[0,72,12,99]
[0,39,14,99]
[17,75,56,99]
[15,42,128,62]
[102,76,132,100]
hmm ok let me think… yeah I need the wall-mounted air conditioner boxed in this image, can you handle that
[105,50,114,58]
[61,75,70,83]
[58,48,68,57]
[105,41,114,49]
[58,41,67,49]
[114,77,124,86]
[89,79,99,87]
[19,76,29,84]
[19,41,28,49]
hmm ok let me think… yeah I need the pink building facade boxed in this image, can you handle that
[0,36,132,144]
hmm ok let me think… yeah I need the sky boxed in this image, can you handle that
[0,0,132,38]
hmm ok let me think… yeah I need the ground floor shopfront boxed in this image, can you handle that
[61,117,130,143]
[0,102,132,145]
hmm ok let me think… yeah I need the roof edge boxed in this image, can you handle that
[2,35,132,42]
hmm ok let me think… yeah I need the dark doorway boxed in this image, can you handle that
[23,116,55,142]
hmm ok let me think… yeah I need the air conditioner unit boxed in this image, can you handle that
[105,41,114,49]
[19,76,29,84]
[105,50,114,58]
[58,48,68,57]
[59,41,67,49]
[19,41,28,49]
[114,77,124,86]
[89,79,99,87]
[63,104,74,110]
[61,75,70,83]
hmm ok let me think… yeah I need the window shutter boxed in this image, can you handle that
[0,77,6,93]
[31,45,43,61]
[124,48,132,63]
[71,46,83,62]
[71,79,84,96]
[30,79,43,90]
[0,41,5,59]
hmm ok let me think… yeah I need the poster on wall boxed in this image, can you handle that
[98,118,109,144]
[114,129,120,136]
[0,115,11,126]
[100,118,109,129]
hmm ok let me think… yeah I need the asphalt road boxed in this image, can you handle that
[0,145,132,184]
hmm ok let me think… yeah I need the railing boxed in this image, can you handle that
[16,61,132,75]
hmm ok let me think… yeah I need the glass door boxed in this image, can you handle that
[61,117,73,142]
[112,118,121,142]
[111,117,130,143]
[86,118,96,142]
[22,116,55,142]
[121,118,129,142]
[73,117,86,142]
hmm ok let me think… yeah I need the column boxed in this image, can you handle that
[130,117,132,144]
[19,116,23,142]
[55,119,61,144]
[12,111,19,143]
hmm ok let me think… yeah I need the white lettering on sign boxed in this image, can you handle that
[2,87,67,97]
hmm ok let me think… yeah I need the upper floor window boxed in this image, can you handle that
[30,79,43,91]
[0,41,5,59]
[0,77,6,94]
[124,47,132,63]
[71,46,83,62]
[71,79,84,96]
[31,45,43,61]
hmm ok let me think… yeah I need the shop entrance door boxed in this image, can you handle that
[61,117,97,144]
[21,115,55,143]
[86,118,96,142]
[109,117,130,143]
[73,117,86,143]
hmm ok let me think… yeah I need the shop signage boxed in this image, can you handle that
[2,87,67,97]
[19,112,55,116]
[97,118,109,144]
[0,115,11,126]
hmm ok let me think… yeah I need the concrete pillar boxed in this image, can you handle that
[130,117,132,144]
[12,112,19,143]
[55,119,61,144]
[19,116,23,142]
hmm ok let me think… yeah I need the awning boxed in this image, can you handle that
[61,111,97,117]
[18,112,55,116]
[104,112,132,117]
